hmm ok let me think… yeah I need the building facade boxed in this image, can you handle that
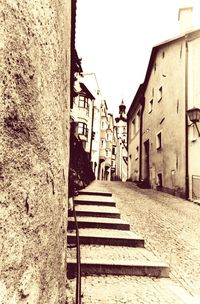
[81,73,102,179]
[127,7,200,200]
[127,85,144,182]
[99,101,116,180]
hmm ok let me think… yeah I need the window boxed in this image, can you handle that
[132,119,136,136]
[123,127,126,133]
[101,139,105,148]
[157,173,163,187]
[112,146,116,155]
[101,121,104,129]
[79,95,88,108]
[106,133,109,141]
[106,149,109,157]
[162,51,165,58]
[78,122,88,137]
[158,86,162,102]
[135,146,139,160]
[156,131,162,150]
[149,99,153,113]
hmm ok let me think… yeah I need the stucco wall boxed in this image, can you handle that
[0,1,71,303]
[188,36,200,199]
[142,41,186,196]
[127,104,141,181]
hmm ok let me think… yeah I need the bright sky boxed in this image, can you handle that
[76,0,200,116]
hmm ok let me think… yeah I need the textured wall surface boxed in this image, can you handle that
[0,1,71,303]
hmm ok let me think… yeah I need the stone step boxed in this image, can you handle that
[68,216,130,230]
[74,195,116,207]
[78,190,112,197]
[67,277,195,304]
[68,205,120,218]
[67,245,169,278]
[67,228,144,247]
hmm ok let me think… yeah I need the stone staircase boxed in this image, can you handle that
[67,189,169,278]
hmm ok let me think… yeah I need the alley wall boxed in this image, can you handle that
[0,1,71,303]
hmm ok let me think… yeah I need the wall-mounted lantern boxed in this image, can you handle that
[187,107,200,136]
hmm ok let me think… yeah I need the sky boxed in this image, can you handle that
[75,0,200,116]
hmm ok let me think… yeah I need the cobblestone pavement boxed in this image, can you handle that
[89,181,200,299]
[67,181,200,303]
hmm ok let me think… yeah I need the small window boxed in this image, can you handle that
[156,131,162,150]
[79,95,88,108]
[158,86,162,102]
[132,119,136,136]
[149,99,153,113]
[135,146,139,160]
[154,63,156,72]
[136,111,140,131]
[162,51,165,58]
[101,139,104,148]
[106,149,109,157]
[78,122,88,137]
[157,173,163,187]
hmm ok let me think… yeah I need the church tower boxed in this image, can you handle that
[115,99,127,146]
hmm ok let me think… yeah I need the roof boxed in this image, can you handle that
[127,28,200,117]
[143,28,200,92]
[127,84,144,118]
[79,83,95,100]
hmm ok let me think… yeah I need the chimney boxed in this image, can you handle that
[178,6,193,33]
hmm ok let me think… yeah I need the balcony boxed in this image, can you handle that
[99,148,106,160]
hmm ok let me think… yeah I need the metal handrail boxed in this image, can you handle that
[73,197,81,304]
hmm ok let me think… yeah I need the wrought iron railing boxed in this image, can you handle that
[73,197,81,304]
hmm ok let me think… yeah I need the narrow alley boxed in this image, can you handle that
[67,181,200,303]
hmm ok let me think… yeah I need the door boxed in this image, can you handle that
[144,140,150,186]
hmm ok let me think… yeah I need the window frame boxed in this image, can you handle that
[78,122,88,138]
[156,131,162,150]
[78,95,89,109]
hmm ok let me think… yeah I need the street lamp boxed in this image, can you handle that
[187,107,200,137]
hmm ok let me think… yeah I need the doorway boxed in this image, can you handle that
[144,139,150,186]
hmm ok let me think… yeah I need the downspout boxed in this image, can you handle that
[185,39,189,199]
[127,114,129,179]
[89,99,95,160]
[139,96,145,181]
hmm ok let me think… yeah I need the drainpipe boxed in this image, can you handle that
[185,39,189,199]
[89,99,95,160]
[139,96,145,181]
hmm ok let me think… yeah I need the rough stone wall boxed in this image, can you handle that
[0,1,71,303]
